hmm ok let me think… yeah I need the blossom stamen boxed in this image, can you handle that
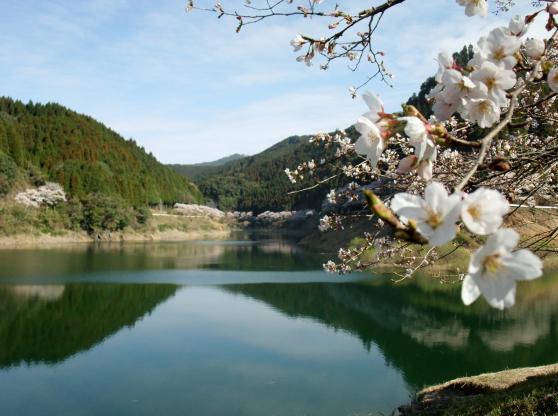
[426,209,443,229]
[467,204,482,220]
[483,253,503,274]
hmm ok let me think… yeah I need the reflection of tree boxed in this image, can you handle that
[205,243,321,271]
[9,285,65,301]
[225,277,558,389]
[0,284,177,368]
[0,240,322,279]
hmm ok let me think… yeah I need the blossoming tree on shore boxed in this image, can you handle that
[187,0,558,309]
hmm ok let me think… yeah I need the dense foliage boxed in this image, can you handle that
[0,151,18,196]
[0,97,202,205]
[171,135,350,212]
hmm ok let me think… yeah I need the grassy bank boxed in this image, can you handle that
[0,206,232,248]
[400,364,558,415]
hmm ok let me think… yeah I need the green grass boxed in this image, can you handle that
[404,366,558,415]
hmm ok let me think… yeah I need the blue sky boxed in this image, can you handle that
[0,0,544,163]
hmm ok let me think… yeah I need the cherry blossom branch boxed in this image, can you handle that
[187,0,408,86]
[454,28,558,192]
[453,85,526,192]
[287,173,339,195]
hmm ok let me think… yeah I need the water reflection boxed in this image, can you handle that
[0,238,322,279]
[0,273,557,389]
[0,240,557,414]
[0,284,177,367]
[226,276,558,388]
[8,285,65,301]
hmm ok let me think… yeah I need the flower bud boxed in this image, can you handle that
[548,2,558,15]
[525,38,545,59]
[509,15,528,36]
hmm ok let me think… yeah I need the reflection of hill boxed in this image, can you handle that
[0,244,226,278]
[205,243,322,271]
[225,277,558,389]
[0,284,177,368]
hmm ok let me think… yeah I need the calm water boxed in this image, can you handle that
[0,237,557,415]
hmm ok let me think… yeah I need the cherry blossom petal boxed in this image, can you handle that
[474,275,516,310]
[424,182,448,213]
[461,275,481,305]
[391,193,426,221]
[397,155,417,174]
[502,249,543,280]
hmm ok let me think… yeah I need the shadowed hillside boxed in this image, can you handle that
[0,283,178,367]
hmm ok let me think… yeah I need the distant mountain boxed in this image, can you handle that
[170,133,351,213]
[169,153,248,179]
[194,153,248,167]
[0,97,202,205]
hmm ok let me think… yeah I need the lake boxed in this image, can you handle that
[0,235,557,415]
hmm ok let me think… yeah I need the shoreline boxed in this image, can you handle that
[0,228,232,250]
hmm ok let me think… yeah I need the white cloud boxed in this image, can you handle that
[0,0,549,164]
[109,87,362,163]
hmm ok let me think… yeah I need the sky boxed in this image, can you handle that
[0,0,546,164]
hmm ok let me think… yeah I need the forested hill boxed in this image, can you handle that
[0,97,201,205]
[189,153,247,168]
[170,134,349,213]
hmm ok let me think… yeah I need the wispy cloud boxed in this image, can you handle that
[110,87,362,163]
[0,0,545,163]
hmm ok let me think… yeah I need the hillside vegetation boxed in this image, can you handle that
[171,135,350,213]
[0,97,201,205]
[0,97,208,238]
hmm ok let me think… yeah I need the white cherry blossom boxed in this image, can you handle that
[432,91,460,121]
[461,188,509,235]
[399,116,430,156]
[391,182,461,246]
[435,52,455,82]
[456,0,488,17]
[470,61,516,107]
[442,69,475,102]
[290,34,306,52]
[509,15,528,37]
[479,27,522,69]
[416,158,435,181]
[461,96,501,128]
[467,49,487,71]
[398,135,437,181]
[461,229,543,310]
[398,142,437,181]
[354,116,384,168]
[401,116,425,137]
[362,92,384,122]
[525,38,545,60]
